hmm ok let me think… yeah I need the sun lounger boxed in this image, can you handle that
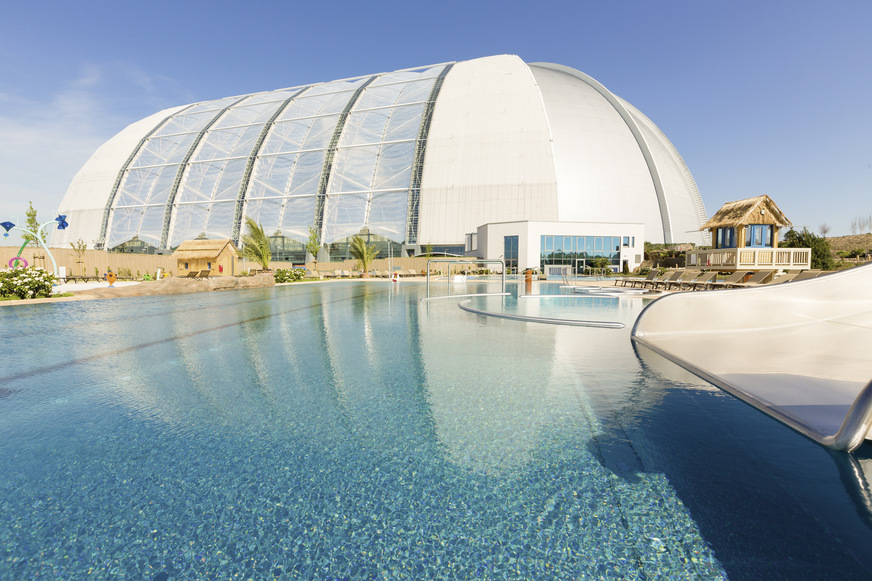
[767,272,798,285]
[632,271,667,288]
[196,269,211,280]
[664,270,700,290]
[734,270,775,287]
[685,271,719,291]
[708,271,749,289]
[617,270,658,287]
[184,271,199,279]
[650,270,685,290]
[790,269,822,282]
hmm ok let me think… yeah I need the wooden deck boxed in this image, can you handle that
[686,247,811,271]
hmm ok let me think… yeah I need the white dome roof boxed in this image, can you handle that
[53,55,706,250]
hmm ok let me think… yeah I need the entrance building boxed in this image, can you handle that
[466,220,645,274]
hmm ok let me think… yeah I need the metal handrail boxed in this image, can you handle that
[425,259,506,299]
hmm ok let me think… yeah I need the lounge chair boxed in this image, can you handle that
[734,270,775,287]
[664,270,700,290]
[708,271,750,289]
[686,271,719,291]
[617,270,658,287]
[791,269,822,282]
[634,271,669,288]
[184,270,199,279]
[767,272,798,285]
[196,269,211,280]
[650,270,685,290]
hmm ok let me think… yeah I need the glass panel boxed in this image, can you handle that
[372,142,414,191]
[393,79,435,105]
[131,132,200,168]
[132,205,167,247]
[181,97,240,116]
[383,104,426,142]
[115,167,160,207]
[322,193,369,244]
[213,101,284,129]
[240,89,300,107]
[367,191,408,240]
[211,159,247,201]
[177,162,222,204]
[243,198,283,232]
[202,200,236,239]
[180,159,247,205]
[107,207,148,249]
[261,114,339,155]
[279,196,318,240]
[355,85,404,111]
[116,165,177,206]
[151,111,220,137]
[193,125,261,161]
[286,151,324,197]
[328,146,379,193]
[168,203,209,247]
[340,109,390,146]
[369,66,441,87]
[248,154,297,198]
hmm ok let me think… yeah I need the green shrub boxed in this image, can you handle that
[781,227,835,270]
[0,266,58,299]
[274,268,306,283]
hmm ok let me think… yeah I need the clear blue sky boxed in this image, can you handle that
[1,0,870,247]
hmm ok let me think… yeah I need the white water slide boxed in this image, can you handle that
[632,264,872,451]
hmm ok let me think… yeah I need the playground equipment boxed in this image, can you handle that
[1,215,68,276]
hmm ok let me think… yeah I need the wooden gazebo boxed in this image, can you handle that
[686,195,811,271]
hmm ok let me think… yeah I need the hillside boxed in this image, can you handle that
[826,234,872,254]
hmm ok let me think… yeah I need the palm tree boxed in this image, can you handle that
[349,235,378,276]
[242,217,272,271]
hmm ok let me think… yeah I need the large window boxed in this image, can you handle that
[745,224,771,248]
[716,228,736,249]
[504,236,519,273]
[539,235,623,272]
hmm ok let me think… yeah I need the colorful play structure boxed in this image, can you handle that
[1,215,68,275]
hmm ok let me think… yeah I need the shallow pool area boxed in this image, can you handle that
[2,280,872,579]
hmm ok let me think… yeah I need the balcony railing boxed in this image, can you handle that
[686,247,811,271]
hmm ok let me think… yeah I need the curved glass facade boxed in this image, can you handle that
[104,64,450,255]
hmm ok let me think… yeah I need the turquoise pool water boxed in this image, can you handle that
[2,280,871,579]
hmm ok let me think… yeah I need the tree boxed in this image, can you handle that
[781,227,835,270]
[241,217,272,271]
[305,225,321,267]
[819,223,831,238]
[349,235,379,274]
[70,238,87,275]
[23,201,48,246]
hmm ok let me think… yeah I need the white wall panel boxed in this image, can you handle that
[619,99,708,245]
[529,65,663,239]
[418,55,558,245]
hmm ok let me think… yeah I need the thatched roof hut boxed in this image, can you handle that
[701,195,791,231]
[172,239,239,276]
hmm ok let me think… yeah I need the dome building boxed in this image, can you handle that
[52,55,707,272]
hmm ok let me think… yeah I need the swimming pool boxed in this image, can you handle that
[2,280,871,579]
